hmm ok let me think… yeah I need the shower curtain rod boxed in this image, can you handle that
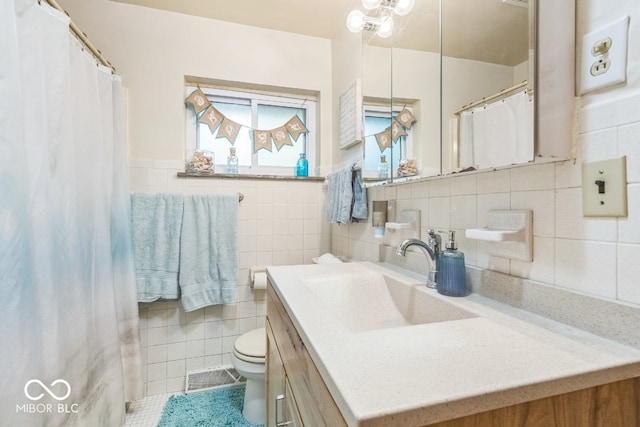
[41,0,116,73]
[454,80,532,115]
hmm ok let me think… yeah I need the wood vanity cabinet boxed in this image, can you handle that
[266,281,348,427]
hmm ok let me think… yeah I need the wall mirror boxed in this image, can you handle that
[359,0,537,182]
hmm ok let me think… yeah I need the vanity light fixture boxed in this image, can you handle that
[346,0,415,38]
[346,10,394,38]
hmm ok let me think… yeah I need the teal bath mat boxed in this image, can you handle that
[157,385,263,427]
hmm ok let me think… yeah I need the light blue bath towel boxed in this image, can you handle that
[352,168,368,220]
[179,194,238,312]
[131,193,184,302]
[326,164,368,223]
[327,166,354,224]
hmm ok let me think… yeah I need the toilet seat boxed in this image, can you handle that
[233,327,266,364]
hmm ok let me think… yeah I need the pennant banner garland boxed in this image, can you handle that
[396,107,417,129]
[271,126,292,151]
[185,88,211,114]
[217,117,242,145]
[198,105,224,133]
[253,130,272,152]
[375,128,392,151]
[185,89,309,153]
[372,107,418,151]
[391,120,407,143]
[285,115,309,141]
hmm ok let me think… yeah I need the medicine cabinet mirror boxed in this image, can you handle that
[360,0,574,183]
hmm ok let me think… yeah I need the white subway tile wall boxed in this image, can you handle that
[332,92,640,310]
[130,164,329,395]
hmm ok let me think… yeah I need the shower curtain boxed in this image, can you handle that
[1,1,143,426]
[459,90,534,170]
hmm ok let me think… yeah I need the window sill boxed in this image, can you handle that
[177,172,325,182]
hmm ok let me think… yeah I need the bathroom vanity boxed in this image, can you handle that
[265,262,640,427]
[266,283,347,426]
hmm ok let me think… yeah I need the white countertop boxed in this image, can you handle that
[267,262,640,427]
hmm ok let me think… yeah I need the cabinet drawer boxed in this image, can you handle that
[267,283,347,427]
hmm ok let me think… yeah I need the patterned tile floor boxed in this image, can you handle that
[124,393,172,427]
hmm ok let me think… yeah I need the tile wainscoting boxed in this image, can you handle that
[130,160,329,395]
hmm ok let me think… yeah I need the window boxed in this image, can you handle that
[185,85,317,176]
[362,104,414,178]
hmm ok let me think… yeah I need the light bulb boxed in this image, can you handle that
[346,10,366,32]
[393,0,415,16]
[361,0,381,10]
[376,16,393,38]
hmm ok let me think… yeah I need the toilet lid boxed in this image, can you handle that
[234,328,266,362]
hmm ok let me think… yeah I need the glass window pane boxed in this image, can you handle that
[198,102,252,166]
[364,115,402,171]
[257,105,306,167]
[187,85,316,176]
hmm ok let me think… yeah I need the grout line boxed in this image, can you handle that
[124,393,172,427]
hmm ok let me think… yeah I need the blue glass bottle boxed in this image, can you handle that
[295,153,308,177]
[437,231,467,297]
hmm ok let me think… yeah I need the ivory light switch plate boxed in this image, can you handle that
[581,156,627,217]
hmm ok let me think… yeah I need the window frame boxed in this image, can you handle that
[362,103,414,179]
[185,85,317,176]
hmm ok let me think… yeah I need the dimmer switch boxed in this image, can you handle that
[581,156,627,217]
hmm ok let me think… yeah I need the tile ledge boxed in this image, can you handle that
[176,172,324,182]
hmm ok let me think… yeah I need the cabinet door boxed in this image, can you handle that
[283,378,303,427]
[266,321,285,427]
[267,322,304,427]
[267,285,348,427]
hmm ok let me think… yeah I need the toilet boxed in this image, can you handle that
[230,327,266,424]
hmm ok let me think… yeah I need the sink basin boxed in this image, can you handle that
[302,269,477,332]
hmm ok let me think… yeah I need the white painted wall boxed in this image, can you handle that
[331,0,364,170]
[58,0,333,173]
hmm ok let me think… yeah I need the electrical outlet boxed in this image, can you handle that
[590,58,611,76]
[591,37,612,56]
[578,16,629,95]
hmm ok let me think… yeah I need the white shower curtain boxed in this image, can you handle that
[458,111,474,168]
[459,90,534,170]
[1,1,142,426]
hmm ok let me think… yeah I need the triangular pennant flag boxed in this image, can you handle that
[198,105,224,133]
[391,120,408,143]
[217,117,242,145]
[185,88,211,114]
[284,115,309,141]
[271,126,292,151]
[253,129,272,152]
[375,127,392,151]
[396,107,417,129]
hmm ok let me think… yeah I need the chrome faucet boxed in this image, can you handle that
[395,236,439,289]
[427,229,442,261]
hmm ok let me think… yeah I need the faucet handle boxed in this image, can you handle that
[427,229,442,245]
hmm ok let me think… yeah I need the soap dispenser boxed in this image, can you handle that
[437,231,467,297]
